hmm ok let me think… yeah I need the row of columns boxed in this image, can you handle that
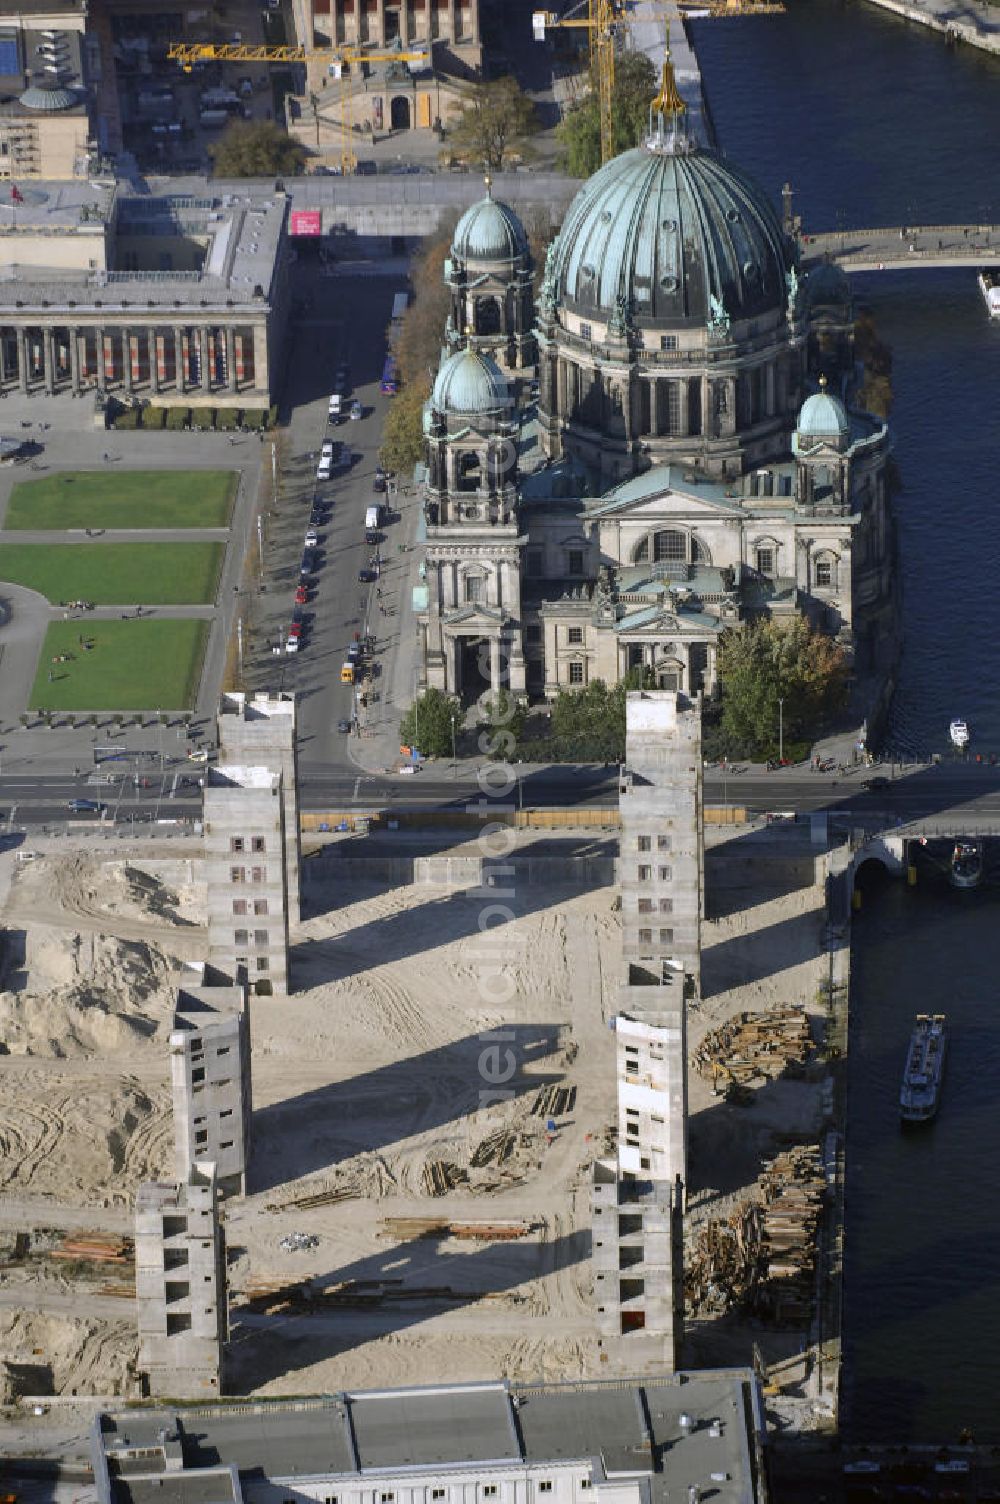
[326,0,478,47]
[552,357,797,442]
[0,324,261,397]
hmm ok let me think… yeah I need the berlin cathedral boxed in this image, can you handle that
[413,65,895,704]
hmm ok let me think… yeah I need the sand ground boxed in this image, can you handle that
[0,824,829,1400]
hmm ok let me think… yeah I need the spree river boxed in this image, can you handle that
[693,0,1000,1442]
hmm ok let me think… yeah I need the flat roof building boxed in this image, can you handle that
[0,183,289,407]
[91,1371,769,1504]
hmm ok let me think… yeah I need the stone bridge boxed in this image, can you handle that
[801,223,1000,271]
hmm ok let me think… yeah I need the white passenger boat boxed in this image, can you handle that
[949,718,970,749]
[900,1013,946,1125]
[979,269,1000,320]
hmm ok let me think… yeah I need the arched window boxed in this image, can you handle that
[464,570,487,604]
[632,531,709,566]
[458,451,481,493]
[476,298,502,336]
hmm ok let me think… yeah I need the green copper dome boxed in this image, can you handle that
[431,346,510,415]
[797,388,849,441]
[452,191,529,264]
[548,136,791,327]
[804,260,851,306]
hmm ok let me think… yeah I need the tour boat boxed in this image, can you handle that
[950,718,970,749]
[979,269,1000,320]
[949,840,983,890]
[900,1013,946,1125]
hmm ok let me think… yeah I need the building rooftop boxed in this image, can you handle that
[207,764,280,792]
[0,186,286,312]
[219,691,296,726]
[92,1373,764,1504]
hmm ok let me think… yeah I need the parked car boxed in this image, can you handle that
[295,584,310,605]
[350,399,363,421]
[333,365,350,395]
[358,567,378,583]
[316,456,332,481]
[288,620,303,638]
[373,469,387,493]
[337,717,353,734]
[862,775,891,791]
[328,393,342,421]
[285,636,300,654]
[320,441,334,460]
[304,527,319,548]
[67,798,105,813]
[300,552,317,578]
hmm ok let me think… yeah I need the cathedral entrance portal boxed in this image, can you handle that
[457,636,493,702]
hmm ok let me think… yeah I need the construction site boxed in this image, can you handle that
[0,790,838,1406]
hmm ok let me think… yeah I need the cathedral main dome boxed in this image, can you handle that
[548,137,792,327]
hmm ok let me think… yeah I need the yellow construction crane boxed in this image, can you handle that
[532,0,784,166]
[167,41,430,174]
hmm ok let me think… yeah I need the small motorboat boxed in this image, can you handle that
[949,840,983,890]
[950,718,970,750]
[900,1013,946,1125]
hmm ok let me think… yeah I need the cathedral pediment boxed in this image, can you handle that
[583,464,744,521]
[443,604,506,628]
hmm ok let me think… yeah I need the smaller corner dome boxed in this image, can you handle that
[432,346,511,415]
[797,388,849,441]
[452,193,529,263]
[19,83,77,112]
[804,260,851,306]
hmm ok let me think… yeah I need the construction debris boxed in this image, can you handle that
[531,1083,576,1118]
[278,1231,319,1252]
[422,1160,469,1196]
[693,1005,814,1089]
[469,1130,516,1168]
[266,1184,362,1212]
[685,1142,826,1326]
[240,1277,520,1314]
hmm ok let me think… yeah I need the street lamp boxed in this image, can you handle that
[450,713,457,777]
[778,696,785,766]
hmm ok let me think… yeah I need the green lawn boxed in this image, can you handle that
[0,542,224,604]
[4,470,237,530]
[31,620,209,711]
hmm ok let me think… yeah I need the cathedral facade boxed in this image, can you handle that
[413,90,895,704]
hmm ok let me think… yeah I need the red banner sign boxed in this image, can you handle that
[291,209,322,237]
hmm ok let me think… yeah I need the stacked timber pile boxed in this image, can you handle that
[693,1005,814,1088]
[470,1129,517,1167]
[684,1143,826,1327]
[49,1233,134,1265]
[531,1083,576,1117]
[241,1276,519,1314]
[754,1143,825,1324]
[380,1216,537,1241]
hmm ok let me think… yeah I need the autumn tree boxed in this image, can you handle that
[556,52,658,178]
[716,618,849,757]
[379,376,430,476]
[399,688,461,759]
[208,120,307,178]
[446,78,539,172]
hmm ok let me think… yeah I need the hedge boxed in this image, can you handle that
[166,407,191,430]
[144,407,166,430]
[191,408,216,431]
[113,409,140,430]
[215,407,241,430]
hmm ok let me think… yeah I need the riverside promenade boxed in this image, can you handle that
[860,0,1000,55]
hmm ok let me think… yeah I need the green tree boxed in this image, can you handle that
[379,377,430,476]
[477,689,527,753]
[400,688,461,759]
[446,78,540,172]
[557,52,658,178]
[208,120,307,178]
[716,618,849,756]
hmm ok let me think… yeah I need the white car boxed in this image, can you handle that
[321,441,334,460]
[304,527,319,548]
[285,636,300,654]
[316,457,332,481]
[328,394,342,420]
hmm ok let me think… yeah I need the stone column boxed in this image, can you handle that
[252,323,268,393]
[149,330,160,394]
[649,379,660,437]
[374,0,386,45]
[225,326,237,393]
[122,328,133,394]
[69,327,81,395]
[43,328,55,394]
[172,328,184,392]
[765,361,776,418]
[723,376,737,437]
[677,377,689,438]
[448,0,458,42]
[199,326,211,391]
[489,636,502,693]
[399,0,410,44]
[0,332,7,386]
[16,328,27,392]
[95,328,107,393]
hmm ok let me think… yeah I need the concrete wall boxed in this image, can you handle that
[302,855,616,888]
[204,766,289,995]
[217,694,300,926]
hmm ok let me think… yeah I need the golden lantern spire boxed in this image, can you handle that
[652,48,686,119]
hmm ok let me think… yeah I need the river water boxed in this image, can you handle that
[692,0,1000,1442]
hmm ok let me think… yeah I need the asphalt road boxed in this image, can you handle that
[5,763,1000,829]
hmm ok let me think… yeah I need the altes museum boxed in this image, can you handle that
[414,65,896,703]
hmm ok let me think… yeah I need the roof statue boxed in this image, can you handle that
[785,264,801,321]
[708,292,731,336]
[608,288,632,338]
[539,237,560,312]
